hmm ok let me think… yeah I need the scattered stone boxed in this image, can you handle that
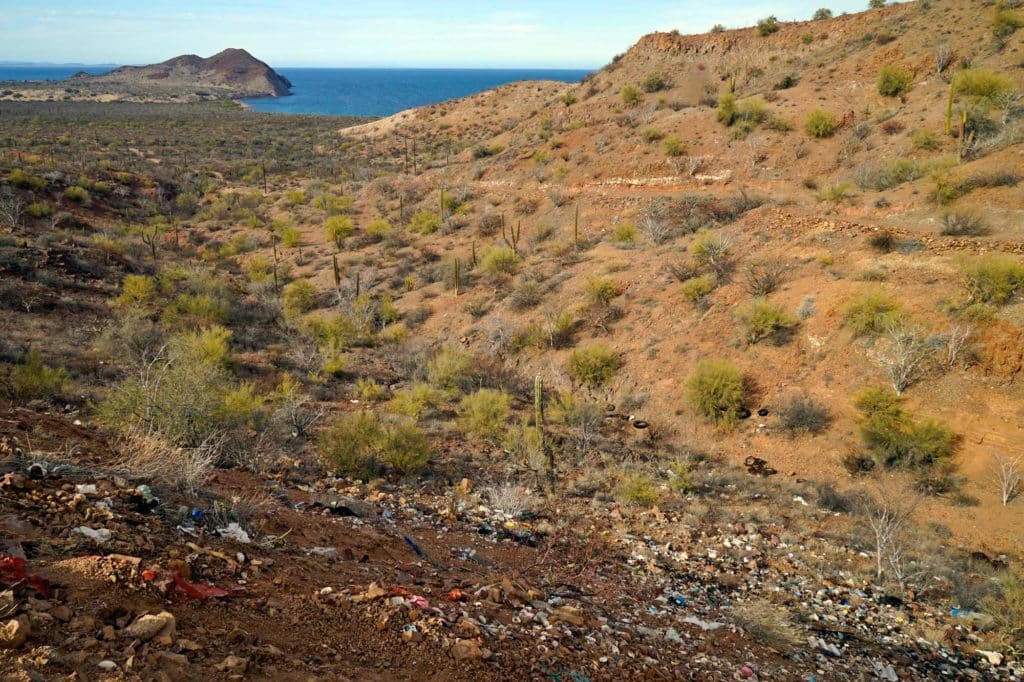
[0,617,29,649]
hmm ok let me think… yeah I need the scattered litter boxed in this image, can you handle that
[73,526,112,544]
[793,495,809,507]
[682,616,724,631]
[407,595,429,609]
[217,523,251,544]
[308,546,337,558]
[75,484,98,495]
[872,662,898,681]
[403,535,423,556]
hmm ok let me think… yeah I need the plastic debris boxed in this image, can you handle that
[216,522,251,544]
[872,662,898,681]
[308,546,337,558]
[0,556,48,596]
[403,535,423,556]
[73,526,112,544]
[407,595,429,609]
[75,484,98,495]
[682,616,724,631]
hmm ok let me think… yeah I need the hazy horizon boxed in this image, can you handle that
[3,1,890,69]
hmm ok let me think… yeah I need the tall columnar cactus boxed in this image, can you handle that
[454,257,461,296]
[471,241,477,267]
[945,82,955,136]
[503,220,522,255]
[354,271,361,298]
[332,254,341,290]
[574,203,580,249]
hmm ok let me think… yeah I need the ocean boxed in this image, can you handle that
[0,66,592,117]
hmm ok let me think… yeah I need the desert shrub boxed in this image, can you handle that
[642,73,668,93]
[690,230,732,274]
[993,5,1024,42]
[663,136,686,156]
[584,276,621,306]
[282,279,317,316]
[479,246,518,275]
[116,274,157,307]
[569,343,620,387]
[457,388,512,440]
[868,230,897,252]
[508,278,545,310]
[734,299,797,344]
[775,74,799,90]
[681,275,716,305]
[612,221,640,245]
[779,394,831,435]
[116,428,215,497]
[815,182,855,203]
[877,65,912,97]
[9,350,68,403]
[408,210,441,234]
[6,168,46,191]
[910,128,939,150]
[63,186,91,205]
[856,157,949,191]
[686,359,744,428]
[940,210,988,236]
[621,86,644,106]
[388,383,439,420]
[717,93,737,126]
[952,69,1016,102]
[869,0,886,7]
[743,260,786,296]
[757,16,780,36]
[616,473,660,506]
[804,109,838,138]
[426,346,473,390]
[365,217,392,240]
[284,190,306,207]
[642,128,664,143]
[854,387,958,468]
[324,215,354,248]
[732,600,799,652]
[25,202,52,219]
[813,8,833,20]
[318,411,429,477]
[354,377,385,402]
[982,571,1024,649]
[959,254,1024,304]
[174,325,233,367]
[843,289,902,335]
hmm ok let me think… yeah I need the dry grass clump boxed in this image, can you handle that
[116,428,217,496]
[732,599,800,651]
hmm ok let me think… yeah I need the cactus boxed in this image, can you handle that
[574,203,580,249]
[354,271,360,298]
[945,82,955,136]
[471,241,477,267]
[502,220,522,255]
[332,254,341,289]
[454,257,461,296]
[534,375,555,484]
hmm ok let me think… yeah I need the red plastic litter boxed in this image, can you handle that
[391,586,412,597]
[0,556,49,596]
[171,572,231,601]
[0,556,26,584]
[443,588,466,602]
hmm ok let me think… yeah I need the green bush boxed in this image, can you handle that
[479,246,518,275]
[877,65,912,97]
[686,359,744,428]
[325,215,354,248]
[279,225,302,248]
[457,388,512,440]
[813,8,833,20]
[735,299,798,344]
[804,109,838,138]
[681,274,716,304]
[664,136,686,157]
[717,93,737,126]
[616,473,660,506]
[952,69,1016,102]
[690,230,731,272]
[621,86,644,106]
[584,276,621,306]
[25,202,53,219]
[355,377,386,402]
[366,217,392,239]
[854,387,958,468]
[116,274,157,307]
[612,221,639,245]
[642,128,664,143]
[388,382,438,419]
[993,5,1024,41]
[63,186,91,205]
[843,288,902,335]
[815,183,855,203]
[426,346,473,390]
[757,16,780,36]
[318,411,428,477]
[982,571,1024,649]
[9,350,68,403]
[910,128,939,150]
[7,169,46,191]
[408,210,441,234]
[568,343,620,387]
[282,279,318,316]
[642,73,668,93]
[958,254,1024,305]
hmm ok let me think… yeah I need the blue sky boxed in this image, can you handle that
[3,1,882,68]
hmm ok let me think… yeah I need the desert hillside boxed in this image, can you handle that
[1,0,1024,679]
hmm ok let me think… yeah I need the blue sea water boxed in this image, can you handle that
[243,68,592,117]
[0,65,592,117]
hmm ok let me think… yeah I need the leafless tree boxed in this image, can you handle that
[991,453,1022,506]
[875,321,931,393]
[859,482,921,581]
[743,259,787,296]
[944,323,972,369]
[638,213,673,244]
[0,191,24,230]
[934,44,955,75]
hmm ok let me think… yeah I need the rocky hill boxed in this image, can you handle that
[77,48,292,98]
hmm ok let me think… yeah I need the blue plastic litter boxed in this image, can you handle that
[403,535,423,556]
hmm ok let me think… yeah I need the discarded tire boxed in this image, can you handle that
[757,408,769,417]
[632,421,648,429]
[737,407,752,420]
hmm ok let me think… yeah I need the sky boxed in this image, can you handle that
[2,1,882,69]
